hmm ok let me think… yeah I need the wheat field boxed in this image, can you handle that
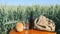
[0,5,60,34]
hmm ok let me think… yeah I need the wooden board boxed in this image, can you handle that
[9,29,56,34]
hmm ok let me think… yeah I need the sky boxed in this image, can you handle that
[0,0,60,6]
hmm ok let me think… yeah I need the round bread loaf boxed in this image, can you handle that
[16,22,24,32]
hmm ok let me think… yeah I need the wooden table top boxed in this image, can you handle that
[9,29,56,34]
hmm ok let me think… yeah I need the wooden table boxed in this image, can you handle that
[9,29,56,34]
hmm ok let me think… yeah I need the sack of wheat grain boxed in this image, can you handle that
[34,15,55,31]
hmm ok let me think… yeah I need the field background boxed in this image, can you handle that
[0,5,60,34]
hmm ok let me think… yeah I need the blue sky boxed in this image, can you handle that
[0,0,60,6]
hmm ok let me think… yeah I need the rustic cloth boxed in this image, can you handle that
[34,15,55,31]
